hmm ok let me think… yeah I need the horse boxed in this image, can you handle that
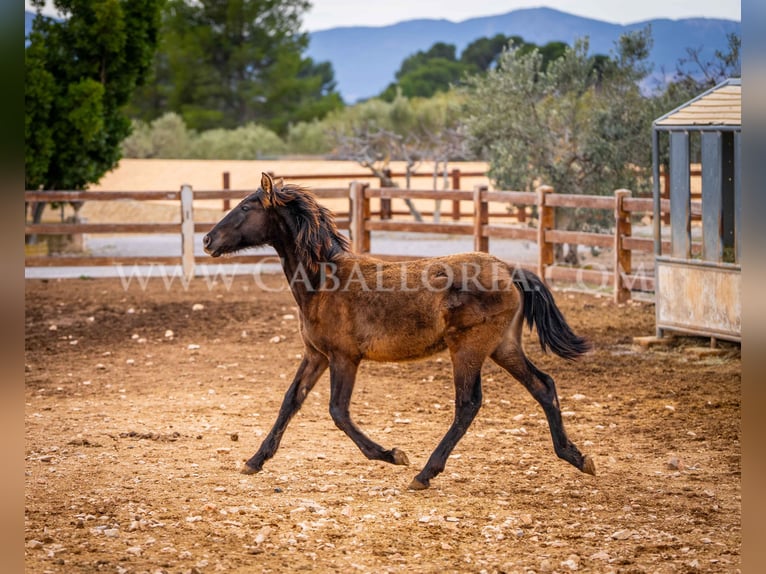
[203,173,595,490]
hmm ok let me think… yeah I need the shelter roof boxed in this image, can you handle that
[654,78,740,128]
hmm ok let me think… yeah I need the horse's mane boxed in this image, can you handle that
[265,183,351,272]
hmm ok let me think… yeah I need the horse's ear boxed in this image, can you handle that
[260,172,275,207]
[274,177,284,189]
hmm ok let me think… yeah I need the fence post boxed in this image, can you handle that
[473,184,489,252]
[180,184,195,280]
[380,168,392,220]
[537,185,555,281]
[222,172,231,211]
[614,189,632,303]
[350,181,371,254]
[451,168,461,221]
[517,203,527,223]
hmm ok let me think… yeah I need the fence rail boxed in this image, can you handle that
[25,174,699,302]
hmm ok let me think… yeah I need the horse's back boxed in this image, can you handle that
[302,252,520,362]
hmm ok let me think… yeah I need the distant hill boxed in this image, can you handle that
[306,7,740,102]
[26,7,740,103]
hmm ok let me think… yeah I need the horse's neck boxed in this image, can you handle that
[270,213,350,308]
[271,241,318,310]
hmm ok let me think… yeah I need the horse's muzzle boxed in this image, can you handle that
[202,234,219,256]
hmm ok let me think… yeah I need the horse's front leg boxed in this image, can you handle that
[242,347,328,474]
[328,356,410,466]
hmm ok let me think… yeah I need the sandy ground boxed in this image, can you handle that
[25,274,740,573]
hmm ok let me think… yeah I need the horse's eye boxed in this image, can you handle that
[241,204,250,212]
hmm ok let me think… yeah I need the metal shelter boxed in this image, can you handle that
[651,78,741,342]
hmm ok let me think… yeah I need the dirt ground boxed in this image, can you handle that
[24,274,740,573]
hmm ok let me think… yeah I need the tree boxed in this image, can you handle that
[460,34,509,72]
[462,29,656,263]
[379,42,467,101]
[25,0,162,225]
[328,92,469,221]
[129,0,342,134]
[658,31,741,113]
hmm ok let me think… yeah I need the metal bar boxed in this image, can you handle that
[734,131,742,262]
[669,131,691,258]
[701,132,723,262]
[652,129,662,256]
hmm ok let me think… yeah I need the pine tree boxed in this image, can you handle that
[25,0,162,222]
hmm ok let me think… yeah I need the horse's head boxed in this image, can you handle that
[203,172,282,257]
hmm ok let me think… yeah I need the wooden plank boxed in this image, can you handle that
[366,188,473,201]
[622,236,665,252]
[365,220,473,235]
[623,197,654,212]
[701,132,723,262]
[25,190,181,201]
[545,229,613,248]
[25,254,282,268]
[482,190,537,204]
[25,223,181,234]
[483,225,537,241]
[656,258,741,340]
[670,131,691,258]
[271,171,486,181]
[544,194,614,210]
[547,266,613,286]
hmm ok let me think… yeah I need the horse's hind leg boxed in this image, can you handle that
[409,350,484,490]
[242,347,328,474]
[491,342,595,476]
[328,356,410,466]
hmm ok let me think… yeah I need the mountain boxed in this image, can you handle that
[26,8,740,103]
[306,7,740,102]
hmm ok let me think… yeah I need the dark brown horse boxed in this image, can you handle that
[203,173,595,489]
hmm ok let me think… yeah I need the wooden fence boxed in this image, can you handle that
[25,178,700,303]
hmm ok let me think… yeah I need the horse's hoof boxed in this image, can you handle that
[408,477,429,490]
[391,448,410,466]
[240,463,260,475]
[581,455,596,476]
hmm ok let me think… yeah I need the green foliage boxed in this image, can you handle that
[188,124,288,159]
[380,35,576,102]
[122,112,191,158]
[326,90,469,169]
[395,59,467,99]
[129,0,342,135]
[286,120,334,155]
[460,34,509,72]
[121,112,287,158]
[462,28,656,207]
[25,0,162,193]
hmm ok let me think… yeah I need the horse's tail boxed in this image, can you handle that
[511,268,591,361]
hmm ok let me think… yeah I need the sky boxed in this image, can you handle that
[26,0,742,31]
